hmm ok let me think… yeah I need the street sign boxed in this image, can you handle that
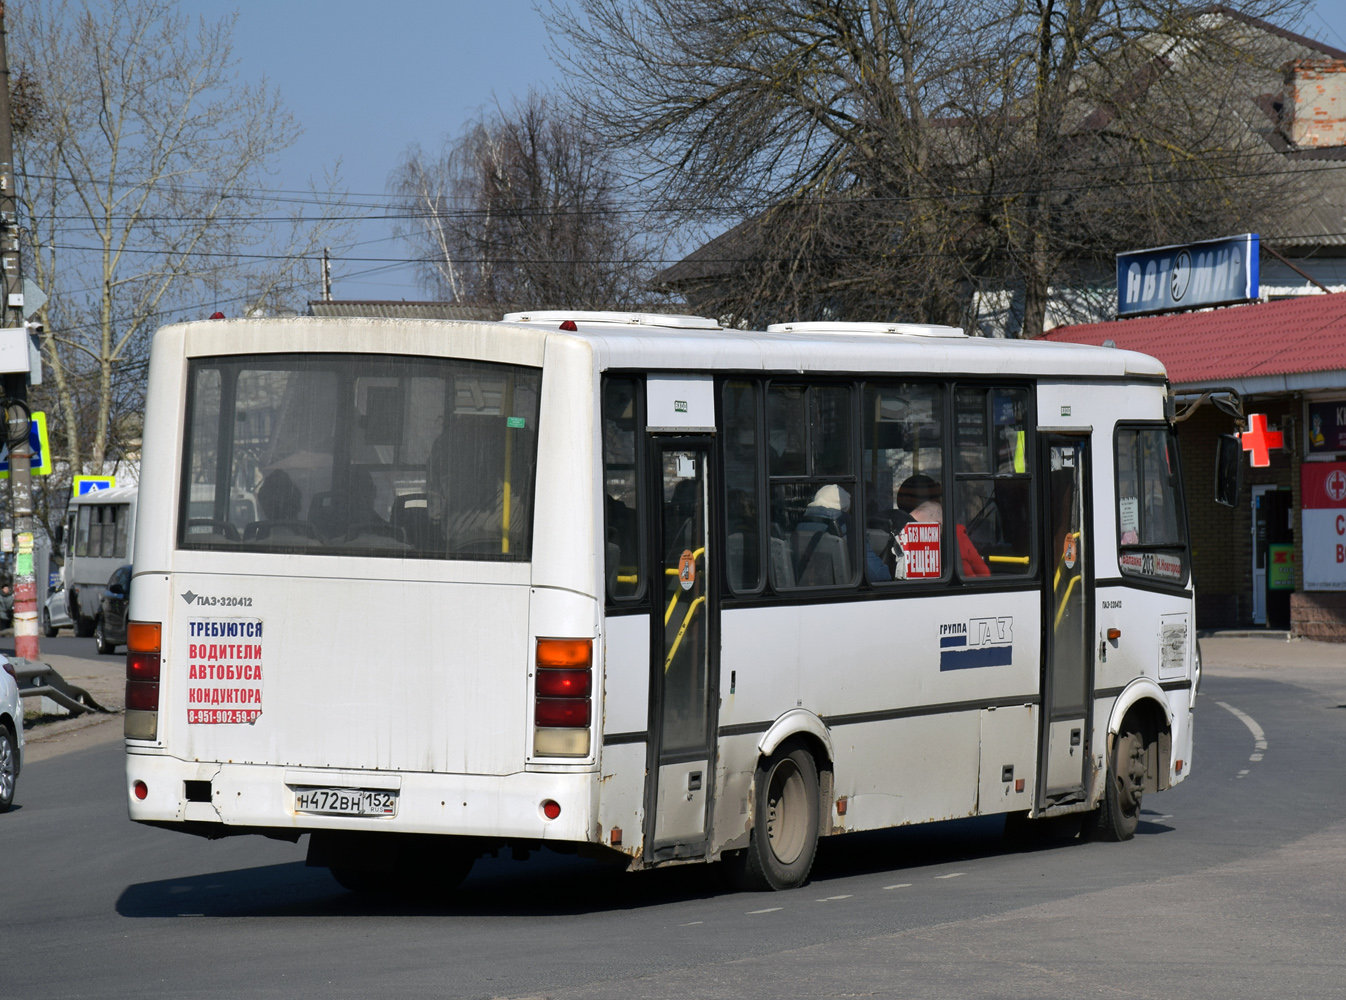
[21,278,47,319]
[0,411,52,477]
[1117,233,1259,317]
[73,475,115,496]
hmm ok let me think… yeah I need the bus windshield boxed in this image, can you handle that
[178,353,542,560]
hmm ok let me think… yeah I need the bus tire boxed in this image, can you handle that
[1094,729,1145,842]
[730,741,820,891]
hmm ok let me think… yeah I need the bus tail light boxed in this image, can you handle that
[125,621,162,740]
[533,638,592,757]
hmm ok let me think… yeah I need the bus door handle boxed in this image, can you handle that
[687,771,702,793]
[1070,728,1082,753]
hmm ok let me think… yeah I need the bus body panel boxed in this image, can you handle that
[600,614,650,736]
[126,753,596,842]
[163,567,532,776]
[715,588,1041,841]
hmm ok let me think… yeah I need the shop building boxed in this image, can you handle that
[1046,292,1346,639]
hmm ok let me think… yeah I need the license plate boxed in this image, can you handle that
[294,787,397,817]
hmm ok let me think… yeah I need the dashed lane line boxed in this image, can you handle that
[747,907,782,914]
[883,883,912,890]
[1216,700,1269,777]
[934,872,966,879]
[816,894,853,901]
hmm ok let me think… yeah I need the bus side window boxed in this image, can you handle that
[723,380,762,593]
[603,378,644,601]
[766,383,858,590]
[952,387,1034,578]
[863,382,945,584]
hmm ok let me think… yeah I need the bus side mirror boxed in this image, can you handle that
[1214,433,1242,508]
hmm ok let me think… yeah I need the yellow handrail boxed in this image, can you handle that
[1054,574,1080,631]
[988,554,1030,565]
[665,596,706,672]
[663,547,706,625]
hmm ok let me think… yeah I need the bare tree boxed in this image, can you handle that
[389,91,660,309]
[546,0,1309,335]
[11,0,345,474]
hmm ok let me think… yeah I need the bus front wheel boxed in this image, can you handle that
[1094,729,1145,841]
[729,741,820,891]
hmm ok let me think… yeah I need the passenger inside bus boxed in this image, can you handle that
[796,485,891,584]
[895,474,990,578]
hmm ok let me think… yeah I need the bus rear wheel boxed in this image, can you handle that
[729,742,820,891]
[1094,729,1145,841]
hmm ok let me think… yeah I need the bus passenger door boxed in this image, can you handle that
[1037,434,1093,810]
[644,438,717,862]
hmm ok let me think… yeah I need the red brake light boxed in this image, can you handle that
[535,668,591,698]
[125,682,160,712]
[127,652,160,682]
[559,320,578,331]
[542,799,561,819]
[133,780,148,800]
[535,697,591,728]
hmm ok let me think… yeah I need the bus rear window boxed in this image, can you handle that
[179,353,542,560]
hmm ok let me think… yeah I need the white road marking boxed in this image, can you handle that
[934,872,965,879]
[747,907,782,914]
[679,921,703,926]
[883,883,913,890]
[1216,701,1269,765]
[1237,769,1250,779]
[816,894,853,901]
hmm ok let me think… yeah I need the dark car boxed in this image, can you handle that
[95,564,132,655]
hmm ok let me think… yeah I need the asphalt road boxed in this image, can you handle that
[5,647,1346,999]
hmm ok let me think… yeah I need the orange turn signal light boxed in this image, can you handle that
[128,621,162,653]
[1106,628,1121,641]
[536,638,592,669]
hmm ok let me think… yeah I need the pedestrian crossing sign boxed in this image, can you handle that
[73,475,116,495]
[0,411,52,477]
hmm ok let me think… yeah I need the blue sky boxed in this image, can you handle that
[179,1,1346,304]
[178,1,560,301]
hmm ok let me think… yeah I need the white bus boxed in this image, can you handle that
[62,485,138,638]
[125,313,1196,893]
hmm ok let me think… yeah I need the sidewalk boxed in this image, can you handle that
[21,650,125,764]
[1200,633,1346,703]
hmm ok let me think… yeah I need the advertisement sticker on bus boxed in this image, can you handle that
[184,617,265,724]
[901,522,941,578]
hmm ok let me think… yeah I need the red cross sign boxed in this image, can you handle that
[1241,413,1284,468]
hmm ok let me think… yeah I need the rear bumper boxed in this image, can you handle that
[125,750,597,844]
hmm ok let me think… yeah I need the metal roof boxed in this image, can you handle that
[1042,292,1346,388]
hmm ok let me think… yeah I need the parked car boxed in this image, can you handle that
[44,583,73,638]
[0,656,24,812]
[95,564,132,655]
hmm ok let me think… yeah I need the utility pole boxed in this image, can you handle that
[322,247,332,301]
[0,3,38,662]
